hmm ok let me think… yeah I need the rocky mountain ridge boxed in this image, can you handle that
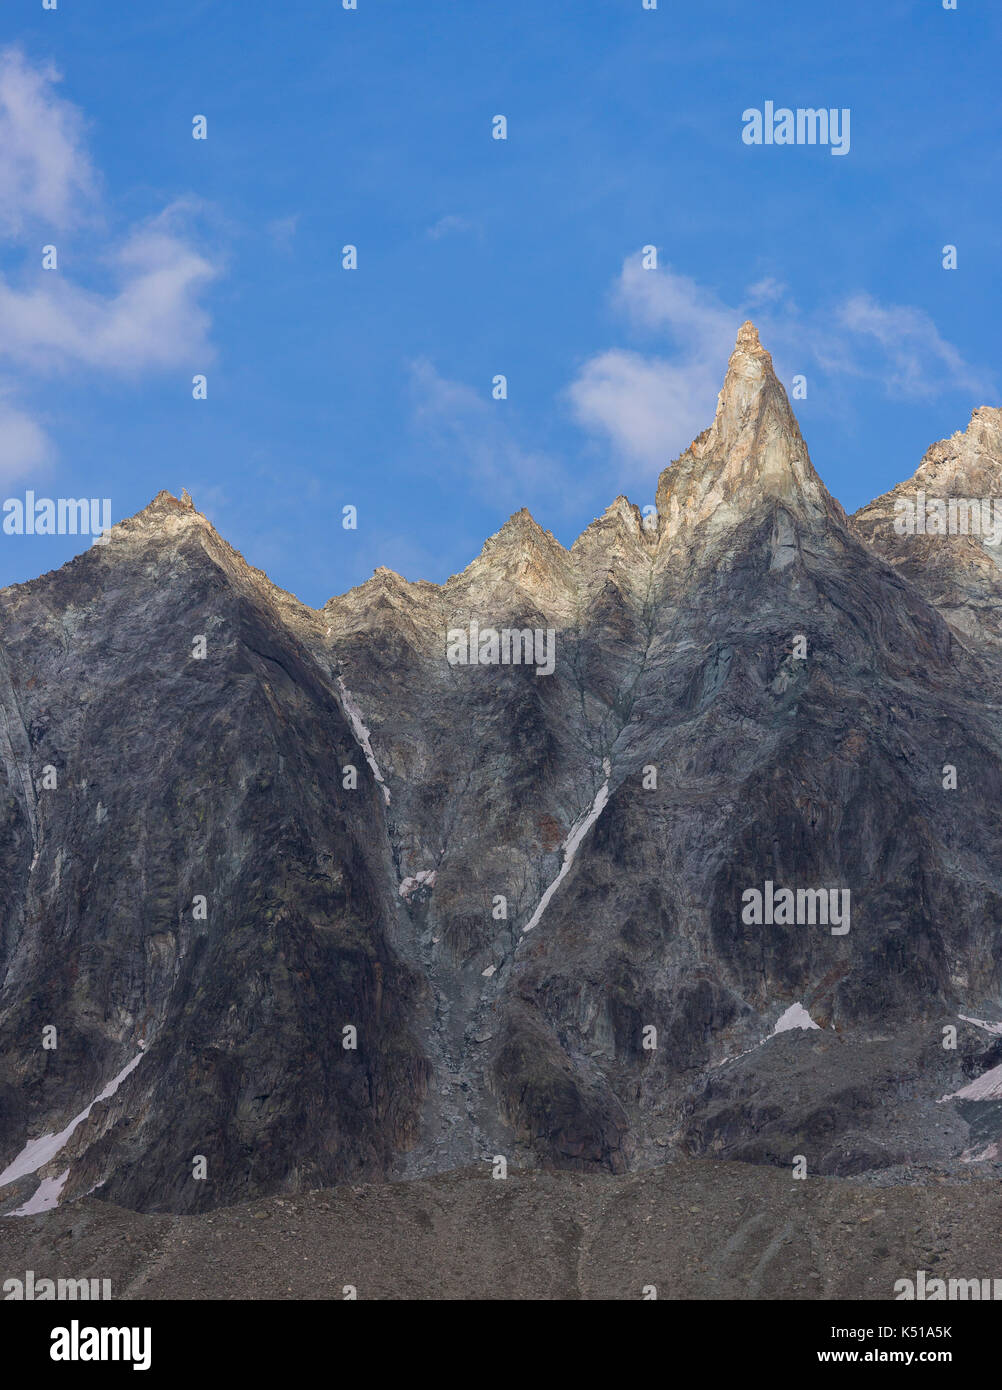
[2,322,1002,1216]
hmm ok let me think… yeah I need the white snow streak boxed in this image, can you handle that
[0,1050,145,1214]
[337,678,391,805]
[962,1142,999,1164]
[958,1014,1002,1036]
[940,1062,1002,1104]
[521,760,611,936]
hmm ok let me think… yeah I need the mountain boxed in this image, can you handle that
[853,405,1002,647]
[2,324,1001,1217]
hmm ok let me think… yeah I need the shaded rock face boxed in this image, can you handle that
[2,323,1002,1214]
[0,502,429,1214]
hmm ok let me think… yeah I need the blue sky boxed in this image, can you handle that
[0,0,998,604]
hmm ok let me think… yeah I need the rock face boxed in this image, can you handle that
[853,405,1002,646]
[2,323,1001,1215]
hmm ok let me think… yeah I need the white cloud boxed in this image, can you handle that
[568,349,721,476]
[746,277,788,307]
[266,214,299,251]
[0,205,217,373]
[567,254,994,473]
[0,392,53,482]
[612,257,737,357]
[0,46,96,234]
[567,256,740,473]
[426,214,475,241]
[0,49,219,477]
[836,293,993,399]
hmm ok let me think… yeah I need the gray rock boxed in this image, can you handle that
[2,323,1001,1215]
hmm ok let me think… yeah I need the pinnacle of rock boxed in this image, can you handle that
[134,489,201,525]
[470,508,567,569]
[735,319,761,349]
[712,319,787,440]
[653,324,844,542]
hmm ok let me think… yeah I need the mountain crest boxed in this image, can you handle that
[654,321,846,544]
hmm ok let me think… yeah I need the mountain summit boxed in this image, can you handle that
[655,322,846,546]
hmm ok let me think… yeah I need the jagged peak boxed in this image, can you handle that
[458,508,568,574]
[570,495,648,552]
[487,507,564,550]
[151,487,195,510]
[111,489,207,537]
[854,403,1002,524]
[654,323,845,544]
[954,404,1002,453]
[922,406,1002,465]
[705,319,791,450]
[735,319,761,350]
[439,507,576,616]
[602,495,642,524]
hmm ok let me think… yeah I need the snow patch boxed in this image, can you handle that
[522,760,611,936]
[940,1061,1002,1104]
[0,1051,145,1211]
[715,1001,821,1068]
[336,677,391,805]
[399,869,436,899]
[770,1003,821,1036]
[938,1015,1002,1104]
[962,1142,999,1164]
[481,964,496,978]
[8,1168,69,1217]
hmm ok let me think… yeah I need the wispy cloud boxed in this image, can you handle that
[834,293,993,399]
[266,214,299,252]
[425,214,476,241]
[566,252,994,476]
[0,47,219,483]
[0,391,53,478]
[612,257,737,354]
[0,205,217,374]
[568,349,722,477]
[567,258,738,476]
[408,357,558,507]
[0,47,97,234]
